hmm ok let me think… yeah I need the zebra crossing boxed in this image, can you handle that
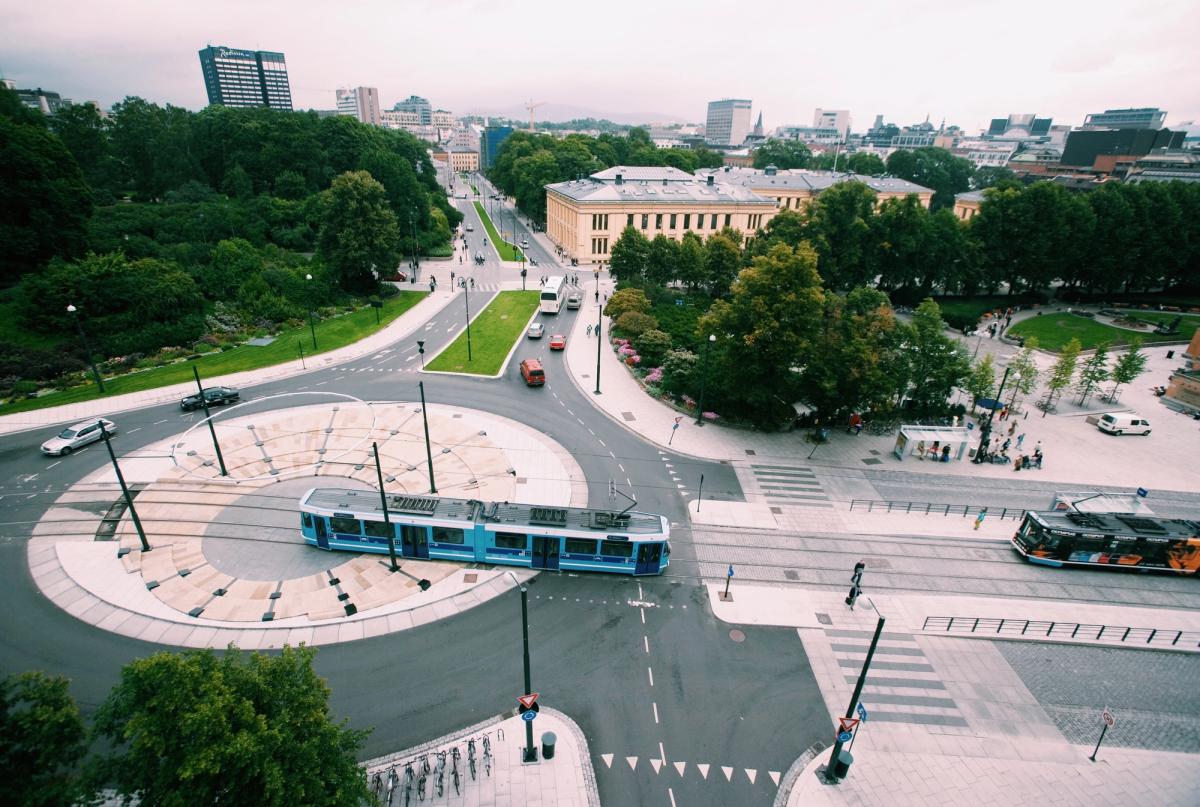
[596,753,781,786]
[747,464,832,508]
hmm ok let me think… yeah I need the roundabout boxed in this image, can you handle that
[26,400,585,648]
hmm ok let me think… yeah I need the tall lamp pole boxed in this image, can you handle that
[304,274,317,351]
[517,577,538,763]
[464,285,473,362]
[67,305,105,393]
[974,365,1011,464]
[695,334,717,425]
[594,298,603,395]
[418,381,437,494]
[190,365,227,477]
[373,442,399,572]
[100,421,150,553]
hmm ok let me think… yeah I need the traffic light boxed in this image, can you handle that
[846,561,865,608]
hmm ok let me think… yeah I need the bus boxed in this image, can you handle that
[540,276,565,314]
[299,489,671,575]
[1011,510,1200,574]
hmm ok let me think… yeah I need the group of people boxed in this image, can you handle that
[914,440,953,462]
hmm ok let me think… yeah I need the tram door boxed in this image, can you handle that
[314,517,330,550]
[401,525,429,559]
[635,542,663,575]
[532,536,560,570]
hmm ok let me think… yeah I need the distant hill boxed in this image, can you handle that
[469,102,691,127]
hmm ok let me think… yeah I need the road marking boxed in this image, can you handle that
[659,742,667,764]
[297,386,309,391]
[587,427,595,436]
[650,759,663,774]
[640,607,645,624]
[25,493,37,499]
[673,761,685,777]
[721,766,733,781]
[46,461,61,469]
[601,754,613,768]
[769,771,781,785]
[626,756,638,770]
[126,427,141,434]
[745,769,757,784]
[696,764,710,779]
[643,636,649,654]
[21,474,38,483]
[629,599,657,608]
[154,419,168,425]
[609,450,616,458]
[598,438,606,447]
[566,409,574,416]
[316,381,327,386]
[406,355,416,362]
[638,583,643,598]
[626,477,632,487]
[647,666,654,687]
[618,463,625,472]
[668,787,677,807]
[334,375,345,381]
[653,702,659,724]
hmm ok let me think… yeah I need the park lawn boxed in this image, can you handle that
[473,201,524,262]
[425,290,540,375]
[1008,311,1199,352]
[1,291,428,416]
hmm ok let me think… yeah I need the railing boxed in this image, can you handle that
[849,499,1026,521]
[923,616,1200,650]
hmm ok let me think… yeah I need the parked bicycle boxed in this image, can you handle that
[385,765,397,806]
[467,738,477,781]
[435,751,447,798]
[371,771,384,801]
[403,761,414,807]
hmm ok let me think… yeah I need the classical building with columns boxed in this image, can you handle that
[545,166,778,265]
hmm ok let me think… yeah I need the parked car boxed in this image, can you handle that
[527,322,545,339]
[181,386,241,412]
[519,358,545,386]
[521,239,529,248]
[566,293,582,310]
[549,334,566,350]
[466,224,474,232]
[41,418,117,456]
[1096,413,1151,436]
[381,271,408,282]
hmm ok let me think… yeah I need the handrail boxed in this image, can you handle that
[922,615,1200,650]
[849,499,1026,521]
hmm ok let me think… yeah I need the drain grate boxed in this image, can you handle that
[745,449,757,455]
[784,569,799,580]
[816,612,832,625]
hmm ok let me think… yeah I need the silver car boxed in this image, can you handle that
[527,322,545,339]
[41,418,117,456]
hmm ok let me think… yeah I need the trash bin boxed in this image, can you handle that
[541,731,557,760]
[1166,350,1174,359]
[831,749,853,779]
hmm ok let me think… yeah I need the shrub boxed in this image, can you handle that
[635,329,672,366]
[662,348,699,396]
[644,367,664,385]
[615,311,658,337]
[625,355,641,366]
[605,288,652,321]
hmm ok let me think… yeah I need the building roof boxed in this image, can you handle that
[591,166,694,182]
[955,190,987,203]
[547,166,776,206]
[695,166,932,196]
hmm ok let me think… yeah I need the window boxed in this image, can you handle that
[600,539,633,558]
[710,213,717,229]
[330,517,361,535]
[364,519,393,539]
[301,513,313,528]
[565,538,598,555]
[495,532,527,550]
[627,213,634,227]
[591,213,609,230]
[655,213,663,229]
[641,214,648,229]
[433,526,465,545]
[670,213,677,229]
[684,214,691,229]
[591,237,608,255]
[725,214,732,227]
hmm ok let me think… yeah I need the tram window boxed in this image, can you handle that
[495,532,527,550]
[433,527,466,545]
[302,513,313,528]
[363,520,393,539]
[600,540,633,558]
[1140,540,1168,564]
[1109,537,1137,555]
[565,538,597,555]
[330,517,361,535]
[1073,535,1106,554]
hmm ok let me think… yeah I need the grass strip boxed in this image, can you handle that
[473,201,524,262]
[1008,311,1199,352]
[2,292,427,415]
[426,290,540,375]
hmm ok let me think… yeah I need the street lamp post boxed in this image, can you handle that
[66,305,105,393]
[100,421,150,553]
[304,274,317,351]
[518,578,538,763]
[191,365,228,477]
[973,365,1011,464]
[594,299,603,395]
[372,442,399,572]
[695,334,717,425]
[418,381,437,494]
[464,285,473,362]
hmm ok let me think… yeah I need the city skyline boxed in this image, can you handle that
[2,0,1198,132]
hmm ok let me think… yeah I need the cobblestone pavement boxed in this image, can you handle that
[997,642,1200,753]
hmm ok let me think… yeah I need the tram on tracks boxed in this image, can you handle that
[1011,510,1200,574]
[299,488,670,575]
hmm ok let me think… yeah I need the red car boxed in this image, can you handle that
[549,334,566,350]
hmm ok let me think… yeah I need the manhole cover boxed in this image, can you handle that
[729,629,746,643]
[816,612,832,625]
[783,569,799,580]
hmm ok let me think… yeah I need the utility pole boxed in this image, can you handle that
[825,614,885,783]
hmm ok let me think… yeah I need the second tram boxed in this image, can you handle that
[1011,510,1200,574]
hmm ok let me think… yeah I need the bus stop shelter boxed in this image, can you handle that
[893,425,972,462]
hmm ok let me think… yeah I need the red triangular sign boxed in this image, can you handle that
[518,693,539,710]
[837,716,860,732]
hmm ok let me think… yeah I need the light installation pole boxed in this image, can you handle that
[304,274,318,351]
[695,334,717,425]
[373,442,399,571]
[190,365,227,476]
[100,421,150,553]
[418,381,437,494]
[67,304,105,393]
[594,299,603,395]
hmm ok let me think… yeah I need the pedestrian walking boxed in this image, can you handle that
[470,277,475,289]
[1034,440,1042,454]
[999,406,1008,420]
[539,276,545,287]
[1013,454,1023,472]
[974,508,988,531]
[1016,433,1026,449]
[1006,315,1012,329]
[586,324,593,337]
[1008,421,1017,436]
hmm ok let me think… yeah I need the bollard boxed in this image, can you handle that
[541,731,557,760]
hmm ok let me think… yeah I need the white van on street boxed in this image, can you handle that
[1096,413,1152,436]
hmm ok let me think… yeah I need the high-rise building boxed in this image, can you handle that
[480,125,513,169]
[705,99,753,146]
[335,86,381,125]
[199,45,292,111]
[393,95,432,125]
[1081,107,1166,130]
[813,109,851,140]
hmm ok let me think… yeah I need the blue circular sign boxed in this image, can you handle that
[837,731,852,743]
[521,710,537,722]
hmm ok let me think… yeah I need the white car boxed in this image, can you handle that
[41,418,117,456]
[466,224,474,232]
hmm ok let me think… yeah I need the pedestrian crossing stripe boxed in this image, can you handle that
[745,769,757,784]
[674,761,686,776]
[769,771,780,785]
[598,757,777,786]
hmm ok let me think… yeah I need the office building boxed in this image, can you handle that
[705,99,753,146]
[335,86,381,126]
[198,45,292,110]
[1061,128,1185,174]
[10,85,69,115]
[393,95,432,125]
[1081,107,1166,130]
[480,125,514,170]
[546,166,777,264]
[813,109,851,140]
[986,114,1052,138]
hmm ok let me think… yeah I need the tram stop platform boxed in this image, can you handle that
[26,398,586,649]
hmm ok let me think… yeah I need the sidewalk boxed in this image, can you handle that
[0,288,452,436]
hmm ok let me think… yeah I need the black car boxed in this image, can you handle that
[181,386,241,411]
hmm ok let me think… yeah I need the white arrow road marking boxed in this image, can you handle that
[600,754,613,768]
[769,771,781,786]
[722,766,733,781]
[650,759,662,774]
[626,756,638,770]
[696,764,710,779]
[673,761,686,777]
[745,769,757,784]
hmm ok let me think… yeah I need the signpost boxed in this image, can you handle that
[669,416,682,445]
[1090,708,1116,762]
[722,564,734,601]
[1136,487,1148,498]
[850,703,867,751]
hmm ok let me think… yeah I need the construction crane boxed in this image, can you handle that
[525,100,545,131]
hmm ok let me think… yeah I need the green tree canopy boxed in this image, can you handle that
[317,170,401,293]
[890,299,970,416]
[885,147,974,210]
[752,139,812,170]
[609,226,650,287]
[1,671,87,807]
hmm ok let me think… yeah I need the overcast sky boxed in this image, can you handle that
[3,0,1197,133]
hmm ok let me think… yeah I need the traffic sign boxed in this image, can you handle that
[518,693,540,711]
[521,710,537,722]
[1102,709,1116,727]
[727,565,735,579]
[857,703,868,721]
[837,716,860,733]
[837,731,852,743]
[1136,488,1148,498]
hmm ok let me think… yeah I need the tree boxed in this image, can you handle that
[964,353,998,409]
[603,287,651,321]
[845,152,885,176]
[704,232,742,298]
[1004,336,1041,412]
[221,163,254,198]
[635,328,672,366]
[273,169,308,200]
[1108,337,1148,402]
[615,310,658,337]
[698,242,826,427]
[0,671,87,807]
[675,232,706,290]
[91,645,370,807]
[1042,338,1081,409]
[317,170,401,293]
[752,139,811,170]
[47,100,117,201]
[646,234,679,287]
[891,299,970,416]
[885,147,974,210]
[871,195,931,294]
[202,238,263,300]
[1074,342,1110,405]
[973,166,1016,189]
[801,181,878,290]
[608,227,650,287]
[662,348,699,396]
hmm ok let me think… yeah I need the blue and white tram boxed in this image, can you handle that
[299,489,671,575]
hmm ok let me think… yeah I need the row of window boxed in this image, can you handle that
[319,516,636,557]
[591,237,609,255]
[591,213,609,230]
[626,212,734,232]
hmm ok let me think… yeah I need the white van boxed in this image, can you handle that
[1096,413,1151,436]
